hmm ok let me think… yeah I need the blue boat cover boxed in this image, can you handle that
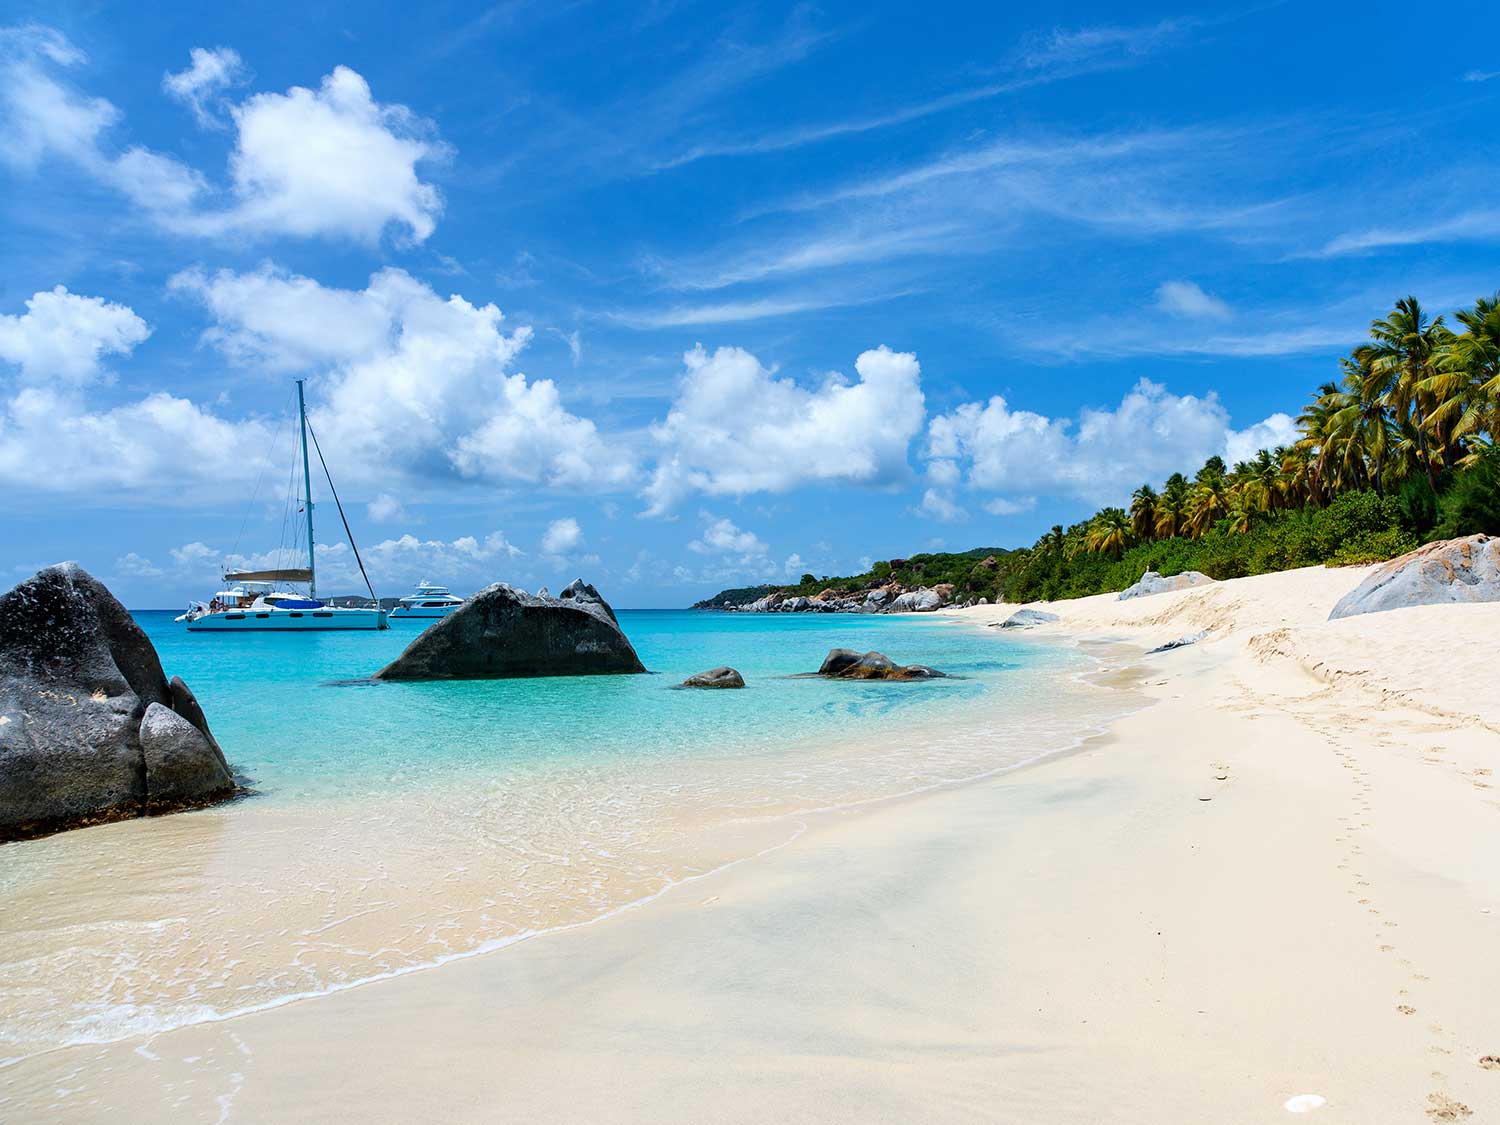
[276,598,325,609]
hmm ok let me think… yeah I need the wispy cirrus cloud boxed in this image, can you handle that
[607,289,916,328]
[653,15,1202,170]
[1314,209,1500,257]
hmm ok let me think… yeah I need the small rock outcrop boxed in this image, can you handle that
[1,563,235,842]
[999,608,1059,629]
[1118,570,1214,601]
[890,588,942,613]
[681,666,745,689]
[1328,535,1500,620]
[816,649,946,681]
[1147,629,1209,654]
[374,580,646,680]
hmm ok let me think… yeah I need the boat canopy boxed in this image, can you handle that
[225,568,313,583]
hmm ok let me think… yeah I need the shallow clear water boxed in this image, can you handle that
[0,609,1126,1063]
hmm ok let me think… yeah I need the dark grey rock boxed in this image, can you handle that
[1329,535,1500,620]
[1,563,235,842]
[375,580,646,680]
[1000,608,1059,629]
[139,703,234,810]
[681,666,745,689]
[816,649,946,681]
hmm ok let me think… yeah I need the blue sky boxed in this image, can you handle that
[1,1,1497,608]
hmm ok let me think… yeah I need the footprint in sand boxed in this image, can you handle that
[1379,944,1395,953]
[1425,1091,1472,1120]
[1399,1004,1418,1015]
[1478,1055,1500,1070]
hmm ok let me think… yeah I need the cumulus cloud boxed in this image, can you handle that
[2,28,443,245]
[689,515,767,556]
[645,343,925,514]
[162,46,247,127]
[926,378,1292,509]
[0,286,148,386]
[541,517,583,556]
[174,265,633,491]
[366,492,407,523]
[1154,279,1231,320]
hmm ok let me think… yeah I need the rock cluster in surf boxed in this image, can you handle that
[0,563,235,842]
[375,578,647,680]
[815,649,946,681]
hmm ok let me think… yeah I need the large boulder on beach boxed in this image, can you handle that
[890,588,942,613]
[681,666,745,689]
[1118,570,1214,601]
[374,580,646,680]
[816,649,946,681]
[999,608,1059,629]
[1328,535,1500,621]
[0,563,235,842]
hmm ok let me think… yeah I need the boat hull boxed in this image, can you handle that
[389,606,461,619]
[186,607,388,631]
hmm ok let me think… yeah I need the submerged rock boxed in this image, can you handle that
[1329,535,1500,620]
[374,580,646,680]
[816,649,946,681]
[0,563,236,842]
[1118,570,1214,601]
[681,666,745,689]
[1000,608,1059,629]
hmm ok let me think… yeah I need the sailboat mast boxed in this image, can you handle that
[296,379,317,599]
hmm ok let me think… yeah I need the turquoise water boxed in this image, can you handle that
[2,609,1124,1061]
[137,609,1061,801]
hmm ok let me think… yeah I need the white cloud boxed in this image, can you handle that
[926,378,1292,507]
[171,541,220,568]
[363,531,520,585]
[541,517,582,556]
[918,487,967,522]
[1155,279,1231,320]
[1224,411,1298,464]
[162,46,247,127]
[783,553,805,577]
[1463,69,1499,83]
[175,265,633,491]
[0,286,149,386]
[1316,210,1500,257]
[645,344,925,514]
[367,492,406,523]
[689,515,767,556]
[983,496,1036,516]
[113,552,162,578]
[0,386,276,498]
[2,29,444,245]
[212,65,444,244]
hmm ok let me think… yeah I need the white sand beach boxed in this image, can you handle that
[5,563,1499,1123]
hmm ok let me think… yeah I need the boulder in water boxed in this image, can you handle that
[0,563,236,842]
[816,649,946,681]
[681,666,745,689]
[374,580,646,680]
[1118,570,1214,601]
[1328,535,1500,620]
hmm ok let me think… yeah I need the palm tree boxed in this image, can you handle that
[1223,489,1255,535]
[1086,508,1134,556]
[1323,356,1389,495]
[1427,293,1500,460]
[1154,473,1192,538]
[1188,475,1229,536]
[1354,296,1449,488]
[1296,380,1342,505]
[1130,484,1159,540]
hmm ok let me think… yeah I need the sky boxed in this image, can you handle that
[1,2,1497,608]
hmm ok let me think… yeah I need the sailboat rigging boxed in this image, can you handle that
[179,380,388,631]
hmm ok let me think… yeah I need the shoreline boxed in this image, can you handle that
[5,564,1500,1121]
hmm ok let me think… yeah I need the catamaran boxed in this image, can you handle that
[389,581,465,620]
[180,380,388,632]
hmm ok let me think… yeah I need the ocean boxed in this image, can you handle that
[0,608,1126,1064]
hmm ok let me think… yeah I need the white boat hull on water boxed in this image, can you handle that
[185,606,387,631]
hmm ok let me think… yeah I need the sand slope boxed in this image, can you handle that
[5,564,1499,1123]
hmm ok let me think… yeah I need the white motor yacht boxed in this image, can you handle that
[389,581,465,619]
